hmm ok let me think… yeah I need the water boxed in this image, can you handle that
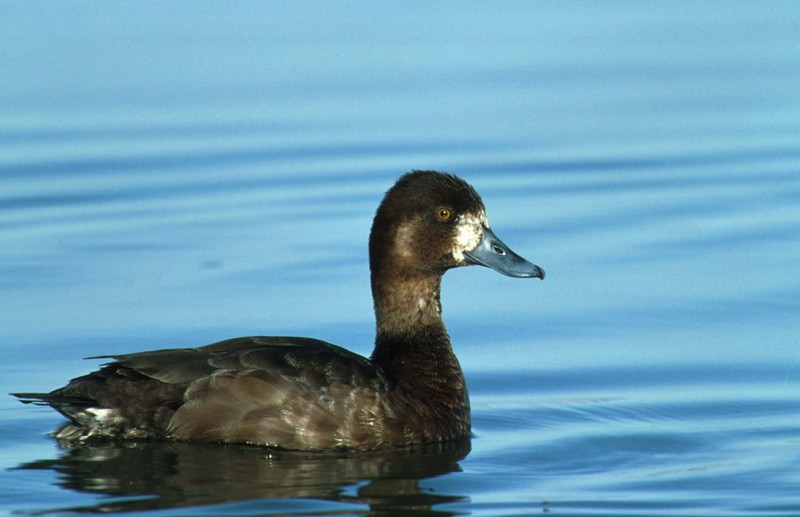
[2,2,799,515]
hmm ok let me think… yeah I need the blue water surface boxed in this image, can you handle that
[2,2,799,515]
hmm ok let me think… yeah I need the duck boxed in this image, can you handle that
[14,170,544,451]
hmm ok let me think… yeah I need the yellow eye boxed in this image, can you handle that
[436,207,452,221]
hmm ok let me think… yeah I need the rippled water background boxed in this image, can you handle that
[2,2,799,515]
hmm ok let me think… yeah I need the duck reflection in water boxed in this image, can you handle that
[14,440,471,514]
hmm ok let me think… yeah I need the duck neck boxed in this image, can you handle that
[370,272,467,404]
[372,272,445,334]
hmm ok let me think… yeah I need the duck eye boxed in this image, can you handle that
[436,208,452,221]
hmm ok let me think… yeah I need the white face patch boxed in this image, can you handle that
[452,211,488,262]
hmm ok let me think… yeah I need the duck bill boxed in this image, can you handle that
[463,228,545,279]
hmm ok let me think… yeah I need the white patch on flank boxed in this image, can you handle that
[452,211,488,261]
[86,407,119,423]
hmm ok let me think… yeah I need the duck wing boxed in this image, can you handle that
[14,336,395,449]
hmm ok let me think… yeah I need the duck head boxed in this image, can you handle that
[369,170,545,282]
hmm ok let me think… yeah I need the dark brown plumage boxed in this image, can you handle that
[14,170,544,450]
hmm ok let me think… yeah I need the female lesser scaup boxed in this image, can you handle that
[15,171,544,450]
